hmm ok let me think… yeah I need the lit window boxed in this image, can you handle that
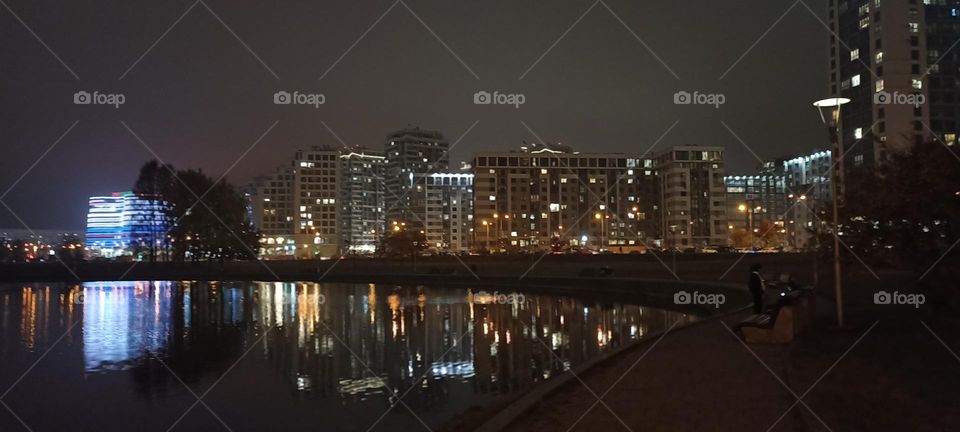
[850,49,860,61]
[854,128,863,139]
[909,22,919,33]
[912,78,923,90]
[851,74,861,87]
[875,79,884,92]
[875,51,883,63]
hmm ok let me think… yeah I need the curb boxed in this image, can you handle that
[472,304,753,432]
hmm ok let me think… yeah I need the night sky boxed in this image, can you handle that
[1,0,828,230]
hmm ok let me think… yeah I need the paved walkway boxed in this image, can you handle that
[505,306,960,432]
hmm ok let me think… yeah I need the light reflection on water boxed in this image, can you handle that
[0,281,695,431]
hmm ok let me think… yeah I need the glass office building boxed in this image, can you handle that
[85,192,171,258]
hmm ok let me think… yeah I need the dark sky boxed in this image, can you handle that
[1,0,829,230]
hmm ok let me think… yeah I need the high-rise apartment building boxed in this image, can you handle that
[384,127,450,228]
[723,175,788,247]
[655,146,727,249]
[412,172,474,252]
[828,0,960,172]
[472,145,660,252]
[781,149,834,250]
[339,149,385,254]
[251,147,341,258]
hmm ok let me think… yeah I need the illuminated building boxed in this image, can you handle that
[828,0,960,171]
[339,149,385,254]
[84,192,171,258]
[782,149,834,250]
[655,146,727,249]
[473,144,660,252]
[384,127,450,231]
[251,147,341,259]
[723,175,788,247]
[412,172,473,252]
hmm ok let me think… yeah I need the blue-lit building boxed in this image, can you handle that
[85,192,172,258]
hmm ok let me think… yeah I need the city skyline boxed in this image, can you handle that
[1,0,830,230]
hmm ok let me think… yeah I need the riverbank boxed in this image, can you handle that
[484,272,960,431]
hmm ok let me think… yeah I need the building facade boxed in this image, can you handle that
[85,192,171,258]
[828,0,960,172]
[472,145,660,253]
[339,150,385,254]
[384,127,450,228]
[412,172,474,252]
[251,147,341,258]
[782,149,834,250]
[723,175,788,248]
[655,146,727,249]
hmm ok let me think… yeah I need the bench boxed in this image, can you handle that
[737,288,815,344]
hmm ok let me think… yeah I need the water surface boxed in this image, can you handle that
[0,281,694,431]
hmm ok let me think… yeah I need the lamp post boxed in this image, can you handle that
[813,97,850,328]
[594,212,606,252]
[482,220,490,251]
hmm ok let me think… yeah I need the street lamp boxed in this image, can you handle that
[482,220,490,250]
[813,97,850,327]
[594,212,605,251]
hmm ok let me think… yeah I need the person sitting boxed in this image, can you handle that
[749,264,766,314]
